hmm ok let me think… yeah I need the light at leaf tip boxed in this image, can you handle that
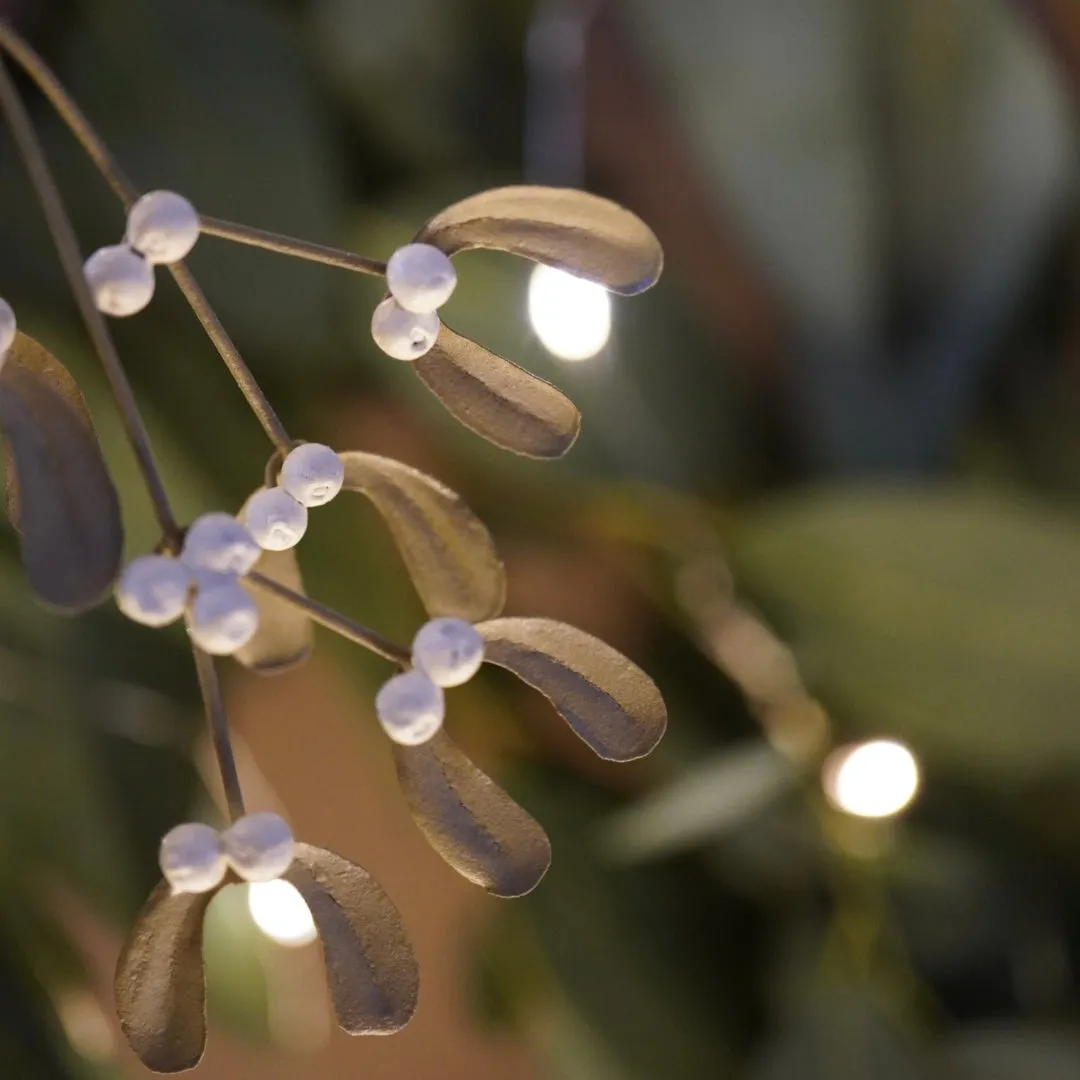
[248,880,317,947]
[528,264,611,361]
[823,738,920,819]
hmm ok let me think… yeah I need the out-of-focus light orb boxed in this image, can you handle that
[528,264,611,361]
[247,880,317,947]
[823,739,920,819]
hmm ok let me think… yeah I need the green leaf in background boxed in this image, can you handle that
[733,484,1080,784]
[510,767,742,1080]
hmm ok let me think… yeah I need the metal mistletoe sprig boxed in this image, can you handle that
[0,22,667,1075]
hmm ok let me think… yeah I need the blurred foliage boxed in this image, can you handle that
[1,0,1080,1077]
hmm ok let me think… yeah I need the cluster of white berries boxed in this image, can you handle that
[115,444,344,652]
[83,190,200,317]
[158,811,294,895]
[371,243,457,361]
[241,442,344,551]
[116,512,262,654]
[0,296,15,372]
[375,617,485,745]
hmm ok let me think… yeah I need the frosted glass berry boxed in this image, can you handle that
[375,669,445,745]
[181,512,261,575]
[242,487,308,550]
[411,617,485,687]
[83,244,155,317]
[116,554,193,627]
[371,297,439,361]
[187,579,259,655]
[126,190,200,264]
[0,297,15,358]
[223,812,295,882]
[279,443,344,508]
[386,243,457,313]
[159,822,227,894]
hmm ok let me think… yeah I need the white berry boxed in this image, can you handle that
[223,812,295,882]
[83,244,155,317]
[0,297,16,358]
[386,243,457,313]
[242,487,308,550]
[187,579,259,655]
[126,190,200,264]
[371,297,439,361]
[375,669,444,745]
[411,617,485,688]
[159,822,227,894]
[181,513,261,575]
[115,554,193,627]
[279,443,344,508]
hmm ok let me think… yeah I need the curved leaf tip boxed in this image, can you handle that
[477,617,667,762]
[340,450,506,620]
[115,882,215,1074]
[393,731,551,897]
[286,843,418,1035]
[0,333,122,611]
[416,186,663,295]
[414,325,580,459]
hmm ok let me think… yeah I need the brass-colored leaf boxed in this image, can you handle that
[235,490,313,673]
[340,450,506,620]
[0,333,122,611]
[392,730,551,898]
[477,617,667,762]
[115,882,215,1074]
[413,325,580,459]
[415,185,663,294]
[285,843,418,1035]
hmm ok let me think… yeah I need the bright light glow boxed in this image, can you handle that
[248,880,317,947]
[823,739,920,819]
[528,264,611,361]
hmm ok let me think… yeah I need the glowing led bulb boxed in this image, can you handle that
[528,264,611,361]
[248,880,317,947]
[823,739,920,819]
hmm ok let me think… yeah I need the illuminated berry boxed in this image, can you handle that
[159,822,227,894]
[242,487,308,551]
[83,244,155,317]
[187,579,259,655]
[386,243,457,313]
[370,297,439,361]
[181,513,261,575]
[223,812,295,882]
[115,554,193,627]
[279,443,344,508]
[126,190,200,264]
[411,617,484,687]
[375,669,444,745]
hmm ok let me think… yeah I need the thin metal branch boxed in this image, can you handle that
[0,21,293,454]
[0,21,136,204]
[200,217,387,277]
[247,572,411,667]
[0,54,182,549]
[192,648,246,822]
[166,263,294,453]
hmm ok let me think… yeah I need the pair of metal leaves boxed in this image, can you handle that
[410,186,664,459]
[116,843,418,1074]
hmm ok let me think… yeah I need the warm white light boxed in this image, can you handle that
[528,264,611,361]
[248,880,317,947]
[823,739,920,819]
